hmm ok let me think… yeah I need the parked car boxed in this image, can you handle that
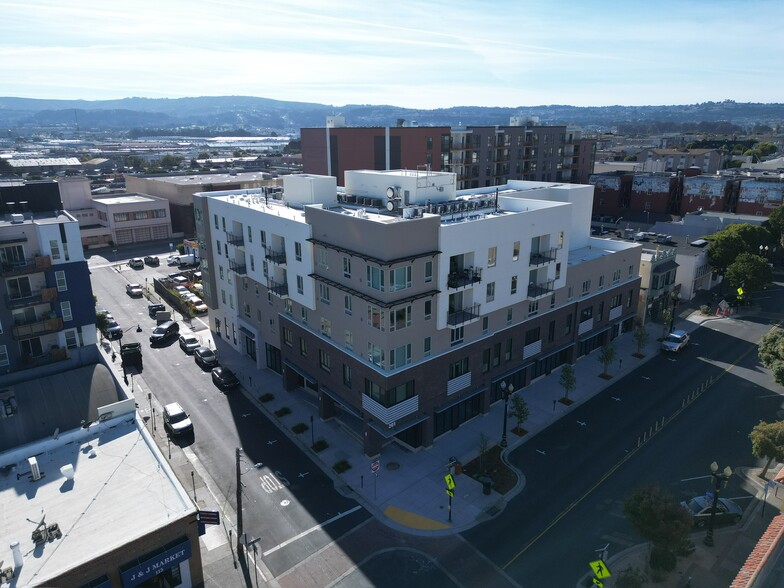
[148,303,166,319]
[144,255,160,267]
[167,255,180,266]
[178,335,200,354]
[128,258,144,269]
[192,301,208,314]
[163,402,193,437]
[170,275,189,286]
[193,346,219,370]
[661,330,690,352]
[211,366,240,390]
[174,286,189,296]
[149,320,179,345]
[103,321,123,341]
[681,496,743,527]
[126,283,144,297]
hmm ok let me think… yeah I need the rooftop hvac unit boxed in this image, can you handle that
[28,456,41,481]
[10,213,23,223]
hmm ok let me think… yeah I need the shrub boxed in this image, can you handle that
[615,566,648,588]
[333,459,351,473]
[274,407,291,418]
[649,545,677,571]
[700,304,711,315]
[259,393,274,402]
[312,439,328,452]
[292,422,309,434]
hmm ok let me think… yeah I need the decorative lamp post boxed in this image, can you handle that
[500,381,514,448]
[760,244,769,259]
[704,461,732,547]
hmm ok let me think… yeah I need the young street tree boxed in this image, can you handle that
[758,328,784,385]
[598,343,616,377]
[511,393,530,434]
[749,420,784,479]
[633,322,649,356]
[559,363,576,401]
[623,485,692,565]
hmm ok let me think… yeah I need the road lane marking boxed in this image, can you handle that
[261,505,363,557]
[681,475,712,482]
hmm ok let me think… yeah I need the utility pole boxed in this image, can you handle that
[236,448,243,555]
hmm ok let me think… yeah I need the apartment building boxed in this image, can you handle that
[0,184,97,385]
[301,119,596,190]
[194,170,641,456]
[636,148,724,174]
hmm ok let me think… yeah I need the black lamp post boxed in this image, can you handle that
[704,461,732,547]
[500,381,514,447]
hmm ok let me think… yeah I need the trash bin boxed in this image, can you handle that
[480,476,492,495]
[454,462,463,475]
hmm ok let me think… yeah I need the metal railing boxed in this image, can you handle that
[447,303,481,327]
[527,279,555,299]
[529,247,558,267]
[447,267,482,289]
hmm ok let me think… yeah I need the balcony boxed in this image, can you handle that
[447,303,481,327]
[529,248,558,267]
[447,267,482,289]
[16,347,68,370]
[5,287,57,309]
[13,317,63,340]
[268,280,289,298]
[264,247,287,265]
[0,255,51,276]
[527,279,555,299]
[228,259,247,275]
[226,232,244,247]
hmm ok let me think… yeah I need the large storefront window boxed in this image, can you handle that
[434,393,481,438]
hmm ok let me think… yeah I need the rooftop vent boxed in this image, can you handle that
[10,213,24,224]
[28,456,41,481]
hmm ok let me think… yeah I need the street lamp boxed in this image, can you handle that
[499,381,514,448]
[759,244,769,259]
[704,461,733,547]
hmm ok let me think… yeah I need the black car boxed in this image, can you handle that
[148,303,166,319]
[193,346,219,370]
[149,320,179,345]
[211,367,240,390]
[104,321,123,341]
[144,255,160,267]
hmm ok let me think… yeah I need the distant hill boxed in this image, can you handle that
[0,96,782,135]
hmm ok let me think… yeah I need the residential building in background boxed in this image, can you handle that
[301,118,596,190]
[194,169,640,456]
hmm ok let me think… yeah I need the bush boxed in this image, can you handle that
[259,393,274,402]
[614,566,648,588]
[649,545,677,571]
[312,439,328,452]
[333,459,351,473]
[700,304,711,315]
[274,407,291,418]
[292,422,309,434]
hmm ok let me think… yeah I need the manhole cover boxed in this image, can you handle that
[386,462,400,470]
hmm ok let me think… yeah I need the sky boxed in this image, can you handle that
[1,0,781,109]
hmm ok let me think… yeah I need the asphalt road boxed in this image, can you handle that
[463,315,781,586]
[88,248,369,580]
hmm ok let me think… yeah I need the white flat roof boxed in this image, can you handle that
[92,193,161,205]
[0,418,193,586]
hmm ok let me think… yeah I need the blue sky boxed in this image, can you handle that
[1,0,781,108]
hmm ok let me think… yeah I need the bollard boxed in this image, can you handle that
[638,436,641,447]
[655,421,659,432]
[649,426,653,438]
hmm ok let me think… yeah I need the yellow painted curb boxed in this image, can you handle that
[383,505,450,530]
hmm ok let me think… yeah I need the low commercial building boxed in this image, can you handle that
[195,169,641,456]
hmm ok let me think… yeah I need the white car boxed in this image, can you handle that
[125,283,143,297]
[163,402,193,436]
[661,330,690,352]
[167,255,180,266]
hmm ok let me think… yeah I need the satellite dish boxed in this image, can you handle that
[386,200,395,211]
[386,187,396,199]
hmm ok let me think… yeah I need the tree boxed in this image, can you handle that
[707,223,772,274]
[633,322,649,356]
[623,485,692,563]
[750,420,784,478]
[660,307,672,339]
[765,205,784,247]
[478,433,489,473]
[724,252,772,293]
[559,363,576,401]
[758,328,784,386]
[598,343,616,377]
[510,393,530,434]
[95,311,110,340]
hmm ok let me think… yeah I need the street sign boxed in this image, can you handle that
[589,559,611,579]
[737,287,744,297]
[592,579,603,588]
[371,460,380,473]
[444,473,455,490]
[198,510,220,525]
[446,488,454,497]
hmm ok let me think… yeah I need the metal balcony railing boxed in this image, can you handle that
[529,248,558,267]
[226,232,245,247]
[264,248,287,265]
[447,303,481,327]
[268,280,289,298]
[0,255,51,276]
[12,317,63,340]
[4,287,57,309]
[527,279,555,299]
[228,259,247,275]
[447,267,482,289]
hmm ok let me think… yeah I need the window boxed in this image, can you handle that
[283,327,293,347]
[486,282,495,302]
[424,300,432,320]
[525,327,540,346]
[424,261,433,283]
[224,243,228,257]
[448,357,469,379]
[320,318,332,338]
[504,338,513,362]
[528,299,539,316]
[582,280,591,295]
[221,289,226,304]
[301,307,308,323]
[558,231,564,248]
[389,266,412,292]
[214,214,219,229]
[550,294,556,309]
[450,326,464,346]
[258,309,262,322]
[319,283,330,303]
[424,337,431,357]
[567,286,574,300]
[260,231,266,246]
[580,306,593,322]
[222,217,226,231]
[482,349,490,373]
[364,380,415,408]
[511,275,517,295]
[488,246,497,267]
[390,344,411,369]
[482,316,489,334]
[344,295,352,315]
[317,249,329,269]
[627,289,633,308]
[6,276,32,300]
[367,305,385,330]
[296,275,304,295]
[611,294,622,308]
[65,330,78,349]
[512,241,520,261]
[243,303,251,318]
[367,266,385,291]
[343,257,351,278]
[343,364,352,387]
[598,301,604,321]
[345,330,353,350]
[565,313,572,335]
[0,344,10,366]
[598,275,604,289]
[490,342,500,367]
[295,241,302,261]
[555,262,561,280]
[247,225,253,242]
[507,308,513,325]
[319,350,331,372]
[613,269,621,283]
[389,306,412,331]
[55,270,67,292]
[219,266,224,280]
[628,265,634,276]
[368,343,385,368]
[46,238,61,261]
